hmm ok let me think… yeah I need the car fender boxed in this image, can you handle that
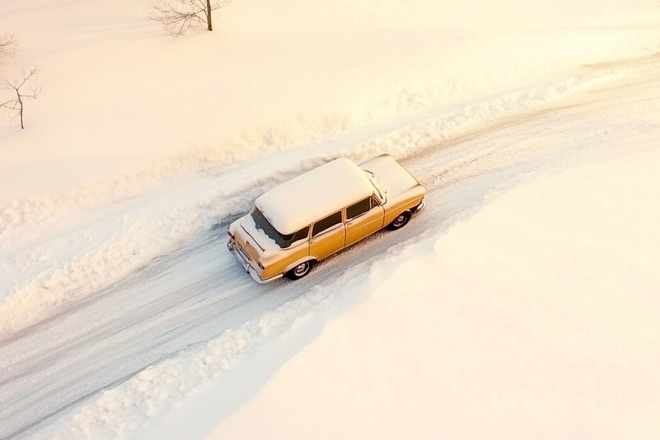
[284,256,318,274]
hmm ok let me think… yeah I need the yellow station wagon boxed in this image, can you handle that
[227,154,426,283]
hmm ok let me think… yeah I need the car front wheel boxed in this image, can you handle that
[388,211,411,230]
[287,260,314,280]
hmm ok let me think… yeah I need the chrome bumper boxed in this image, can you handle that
[227,240,282,284]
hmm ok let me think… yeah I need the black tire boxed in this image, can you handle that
[388,211,411,230]
[286,260,314,280]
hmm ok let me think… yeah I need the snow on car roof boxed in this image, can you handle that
[255,158,375,235]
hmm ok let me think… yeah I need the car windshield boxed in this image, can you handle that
[250,207,308,249]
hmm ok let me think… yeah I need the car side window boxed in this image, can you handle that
[291,226,310,243]
[346,197,371,220]
[312,211,343,237]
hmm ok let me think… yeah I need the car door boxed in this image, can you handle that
[310,211,345,260]
[345,196,384,247]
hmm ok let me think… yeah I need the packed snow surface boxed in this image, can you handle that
[1,0,659,439]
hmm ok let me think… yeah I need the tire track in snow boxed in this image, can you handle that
[0,59,645,340]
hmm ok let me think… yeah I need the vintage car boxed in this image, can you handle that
[227,153,426,283]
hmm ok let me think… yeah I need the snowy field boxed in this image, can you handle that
[1,0,659,439]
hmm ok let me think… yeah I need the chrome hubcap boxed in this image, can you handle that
[294,263,309,276]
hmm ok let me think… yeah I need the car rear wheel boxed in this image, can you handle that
[388,211,411,230]
[287,260,314,280]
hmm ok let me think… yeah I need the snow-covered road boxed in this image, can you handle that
[1,54,658,440]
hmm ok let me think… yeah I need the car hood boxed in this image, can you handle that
[360,154,422,199]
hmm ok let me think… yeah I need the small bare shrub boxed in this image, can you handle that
[0,33,17,61]
[148,0,230,36]
[1,67,42,129]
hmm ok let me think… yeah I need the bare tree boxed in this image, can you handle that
[0,33,17,61]
[1,67,41,129]
[148,0,230,36]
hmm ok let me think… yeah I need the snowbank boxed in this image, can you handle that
[201,137,660,440]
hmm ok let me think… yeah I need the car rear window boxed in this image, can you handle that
[251,207,309,248]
